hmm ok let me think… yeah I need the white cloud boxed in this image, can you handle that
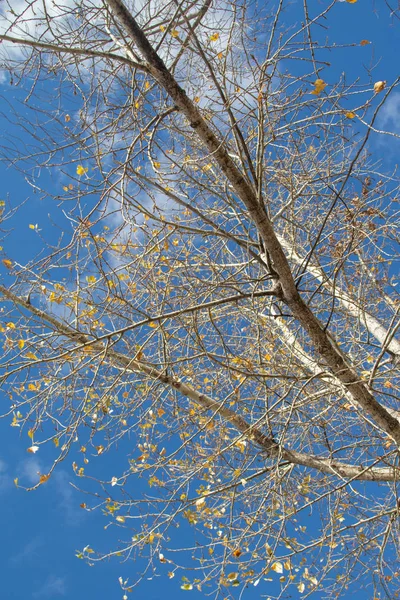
[9,536,43,565]
[19,456,43,485]
[377,92,400,134]
[53,469,83,525]
[33,575,67,599]
[0,457,12,493]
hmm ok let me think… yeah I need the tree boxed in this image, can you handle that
[0,0,399,597]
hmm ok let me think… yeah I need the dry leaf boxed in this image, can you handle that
[373,81,386,93]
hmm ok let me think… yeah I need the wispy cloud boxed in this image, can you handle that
[53,470,83,525]
[33,575,67,599]
[19,456,43,485]
[377,92,400,135]
[0,457,12,493]
[9,536,43,565]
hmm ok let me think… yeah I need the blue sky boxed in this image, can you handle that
[0,2,399,600]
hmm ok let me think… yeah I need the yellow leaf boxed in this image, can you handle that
[116,515,125,523]
[311,78,327,95]
[7,321,15,329]
[28,428,34,439]
[29,224,36,230]
[374,80,386,93]
[153,161,161,168]
[160,25,165,32]
[65,114,71,122]
[232,548,242,558]
[14,477,18,487]
[360,39,370,46]
[39,473,50,484]
[209,33,219,42]
[194,96,200,103]
[145,81,150,90]
[384,381,392,389]
[63,186,69,192]
[53,437,59,447]
[298,582,305,593]
[149,322,158,328]
[96,445,104,455]
[345,112,356,119]
[217,52,223,59]
[170,29,179,38]
[2,259,12,269]
[86,275,96,284]
[25,352,38,360]
[181,584,193,591]
[264,353,272,361]
[271,561,283,574]
[346,0,357,2]
[18,339,25,350]
[227,572,238,580]
[76,165,88,176]
[157,408,165,417]
[28,383,37,391]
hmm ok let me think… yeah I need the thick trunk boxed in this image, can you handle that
[104,0,400,445]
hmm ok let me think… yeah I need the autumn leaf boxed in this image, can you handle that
[373,80,386,93]
[2,258,12,269]
[39,473,50,484]
[180,583,193,591]
[209,33,219,42]
[18,339,25,350]
[76,164,88,176]
[27,445,39,453]
[14,477,18,487]
[311,79,327,95]
[271,561,283,574]
[65,114,71,122]
[345,112,356,119]
[170,29,179,38]
[25,352,38,360]
[360,40,370,46]
[232,548,242,558]
[116,515,125,523]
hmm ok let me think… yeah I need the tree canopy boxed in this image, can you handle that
[0,0,400,598]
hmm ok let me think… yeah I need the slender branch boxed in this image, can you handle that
[0,33,146,71]
[0,284,398,481]
[103,0,400,445]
